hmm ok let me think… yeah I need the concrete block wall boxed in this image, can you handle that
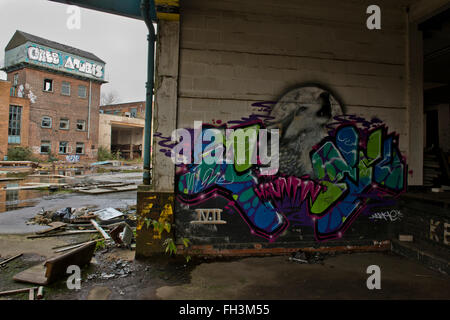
[177,0,410,159]
[152,20,180,192]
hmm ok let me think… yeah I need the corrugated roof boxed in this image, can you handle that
[5,30,105,64]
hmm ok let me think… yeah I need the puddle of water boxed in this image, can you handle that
[0,168,94,214]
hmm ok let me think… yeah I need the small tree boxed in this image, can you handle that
[7,146,35,161]
[100,90,120,106]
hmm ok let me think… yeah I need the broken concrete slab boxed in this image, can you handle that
[93,208,124,221]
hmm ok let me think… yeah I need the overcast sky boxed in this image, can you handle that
[0,0,149,103]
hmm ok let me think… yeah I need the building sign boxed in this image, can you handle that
[4,41,105,81]
[27,45,104,79]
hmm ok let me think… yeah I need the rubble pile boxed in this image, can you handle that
[86,259,135,281]
[289,251,331,264]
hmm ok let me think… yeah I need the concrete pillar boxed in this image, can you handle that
[136,20,180,258]
[406,20,424,186]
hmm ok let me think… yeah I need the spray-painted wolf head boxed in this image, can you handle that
[266,85,343,178]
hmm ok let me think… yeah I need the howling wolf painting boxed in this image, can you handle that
[266,85,343,178]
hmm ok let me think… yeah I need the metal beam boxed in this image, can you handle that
[49,0,157,21]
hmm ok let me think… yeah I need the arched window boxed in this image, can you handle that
[41,116,52,128]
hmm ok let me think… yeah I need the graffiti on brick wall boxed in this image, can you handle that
[155,85,407,242]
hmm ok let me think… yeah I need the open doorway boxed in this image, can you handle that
[420,9,450,187]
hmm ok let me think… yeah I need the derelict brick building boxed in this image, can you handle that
[1,30,106,160]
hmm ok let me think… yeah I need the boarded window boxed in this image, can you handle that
[8,105,22,144]
[59,118,69,130]
[76,120,86,131]
[41,116,52,128]
[40,141,51,154]
[61,81,71,96]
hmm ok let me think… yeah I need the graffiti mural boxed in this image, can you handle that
[156,85,407,242]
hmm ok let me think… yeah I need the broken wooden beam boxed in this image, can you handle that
[27,230,98,239]
[36,222,66,235]
[90,219,111,241]
[0,253,23,266]
[29,288,35,300]
[0,287,38,296]
[54,239,102,253]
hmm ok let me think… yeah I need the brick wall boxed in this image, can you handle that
[0,81,10,158]
[7,67,102,160]
[100,101,146,119]
[0,80,30,159]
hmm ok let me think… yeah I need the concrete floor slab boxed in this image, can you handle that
[156,253,450,300]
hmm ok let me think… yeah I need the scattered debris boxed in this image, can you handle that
[110,223,133,247]
[94,207,124,221]
[289,251,327,264]
[86,259,134,281]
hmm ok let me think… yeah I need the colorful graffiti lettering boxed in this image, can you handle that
[156,85,407,242]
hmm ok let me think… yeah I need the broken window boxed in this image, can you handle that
[41,116,52,128]
[75,142,85,154]
[40,141,51,154]
[59,118,69,130]
[78,85,87,98]
[130,108,137,118]
[76,120,86,131]
[59,141,69,154]
[43,79,53,92]
[61,81,71,96]
[8,105,22,144]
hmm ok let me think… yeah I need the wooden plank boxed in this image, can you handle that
[0,287,38,296]
[36,222,66,235]
[54,239,101,253]
[14,242,96,285]
[27,230,98,239]
[29,288,35,300]
[90,220,111,240]
[0,253,23,266]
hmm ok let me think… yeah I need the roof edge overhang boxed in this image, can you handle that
[48,0,158,21]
